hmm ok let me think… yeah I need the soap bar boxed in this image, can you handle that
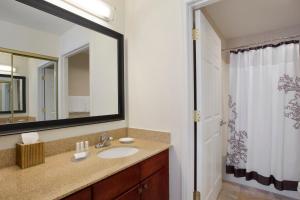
[74,151,88,160]
[119,137,135,144]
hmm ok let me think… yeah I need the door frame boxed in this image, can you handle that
[60,44,89,119]
[37,62,57,121]
[182,0,222,199]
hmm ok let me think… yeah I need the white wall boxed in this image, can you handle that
[0,20,59,57]
[58,25,119,117]
[0,0,126,150]
[90,34,118,116]
[125,0,189,199]
[226,25,300,50]
[0,52,12,66]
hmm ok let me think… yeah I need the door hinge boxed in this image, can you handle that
[220,119,227,127]
[193,110,201,122]
[193,191,201,200]
[192,28,200,40]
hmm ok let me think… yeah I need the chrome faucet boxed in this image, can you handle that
[95,133,113,148]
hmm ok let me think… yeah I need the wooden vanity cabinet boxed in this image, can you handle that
[62,150,169,200]
[115,185,141,200]
[93,164,140,200]
[140,167,169,200]
[63,188,92,200]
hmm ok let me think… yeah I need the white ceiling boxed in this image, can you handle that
[0,0,74,35]
[203,0,300,39]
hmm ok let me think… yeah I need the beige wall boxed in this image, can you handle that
[125,0,187,199]
[68,52,90,96]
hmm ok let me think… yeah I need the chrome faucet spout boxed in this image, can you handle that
[95,133,113,148]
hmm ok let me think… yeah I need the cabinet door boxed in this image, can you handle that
[115,185,141,200]
[141,167,169,200]
[63,187,91,200]
[140,150,168,181]
[93,164,140,200]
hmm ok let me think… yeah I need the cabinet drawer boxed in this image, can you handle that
[115,185,141,200]
[141,167,169,200]
[140,150,169,180]
[63,187,91,200]
[93,164,140,200]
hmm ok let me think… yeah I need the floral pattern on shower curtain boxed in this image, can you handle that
[278,74,300,129]
[226,41,300,191]
[226,95,248,168]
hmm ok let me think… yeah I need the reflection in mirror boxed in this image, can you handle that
[0,75,26,123]
[0,77,11,113]
[12,55,57,122]
[67,47,90,119]
[12,77,25,112]
[0,0,121,126]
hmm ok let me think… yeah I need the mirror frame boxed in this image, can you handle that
[0,74,26,114]
[0,0,125,135]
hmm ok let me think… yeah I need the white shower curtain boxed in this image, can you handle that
[226,41,300,191]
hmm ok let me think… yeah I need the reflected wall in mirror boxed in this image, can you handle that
[0,0,123,130]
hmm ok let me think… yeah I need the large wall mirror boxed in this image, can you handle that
[0,0,124,135]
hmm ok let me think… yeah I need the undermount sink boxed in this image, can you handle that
[97,147,139,159]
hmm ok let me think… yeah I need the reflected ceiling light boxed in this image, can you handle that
[0,65,16,73]
[62,0,114,22]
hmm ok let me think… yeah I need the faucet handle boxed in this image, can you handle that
[99,134,113,142]
[99,133,108,141]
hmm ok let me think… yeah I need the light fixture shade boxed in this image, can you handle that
[63,0,114,21]
[0,65,16,73]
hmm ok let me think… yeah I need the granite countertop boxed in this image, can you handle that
[0,139,170,200]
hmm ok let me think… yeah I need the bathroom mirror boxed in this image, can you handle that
[0,75,26,115]
[0,0,124,135]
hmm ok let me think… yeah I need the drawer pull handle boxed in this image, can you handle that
[138,187,143,194]
[143,184,148,189]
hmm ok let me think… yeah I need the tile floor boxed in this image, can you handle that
[217,181,296,200]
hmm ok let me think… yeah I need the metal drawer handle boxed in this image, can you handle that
[143,184,148,189]
[138,187,143,194]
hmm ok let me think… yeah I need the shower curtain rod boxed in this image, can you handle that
[221,34,300,52]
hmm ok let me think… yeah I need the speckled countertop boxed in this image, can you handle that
[0,139,170,200]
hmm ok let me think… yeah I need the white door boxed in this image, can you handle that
[195,10,222,200]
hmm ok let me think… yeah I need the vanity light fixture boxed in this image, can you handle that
[0,65,16,73]
[62,0,114,22]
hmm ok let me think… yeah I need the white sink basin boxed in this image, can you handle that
[97,147,139,159]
